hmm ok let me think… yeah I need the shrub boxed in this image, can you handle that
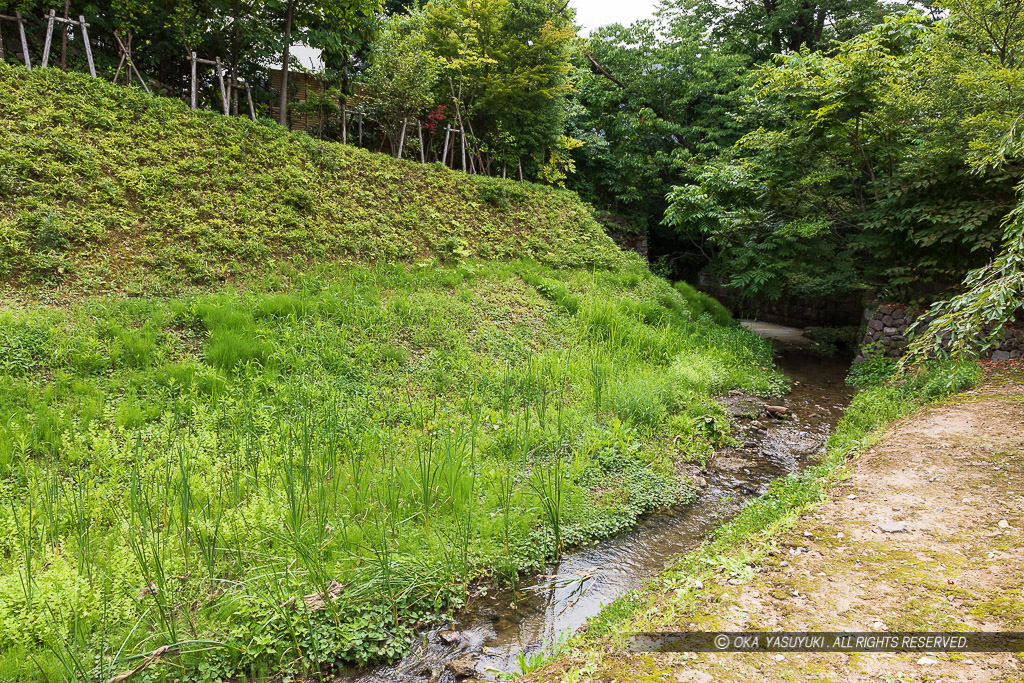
[674,281,734,326]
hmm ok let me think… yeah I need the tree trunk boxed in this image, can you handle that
[231,0,240,116]
[278,0,295,128]
[342,101,347,144]
[60,0,69,70]
[418,120,425,163]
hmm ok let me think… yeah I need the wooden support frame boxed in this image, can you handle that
[41,10,55,67]
[112,31,150,92]
[0,12,32,69]
[189,52,255,120]
[38,10,95,76]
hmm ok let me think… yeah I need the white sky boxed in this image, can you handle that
[570,0,660,35]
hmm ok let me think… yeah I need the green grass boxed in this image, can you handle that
[0,63,624,294]
[0,260,782,679]
[0,63,787,679]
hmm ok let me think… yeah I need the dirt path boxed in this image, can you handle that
[553,380,1024,681]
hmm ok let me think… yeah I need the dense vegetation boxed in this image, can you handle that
[0,65,781,679]
[1,0,1021,677]
[0,63,618,292]
[4,0,1023,346]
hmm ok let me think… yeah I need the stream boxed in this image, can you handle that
[338,332,855,682]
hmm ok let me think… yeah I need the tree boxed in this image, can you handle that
[421,0,576,175]
[565,0,908,274]
[565,12,749,261]
[364,9,441,155]
[664,3,1024,303]
[264,0,380,127]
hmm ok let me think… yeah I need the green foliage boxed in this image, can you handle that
[665,6,1024,300]
[565,0,906,274]
[0,64,624,291]
[848,353,897,388]
[0,318,53,376]
[0,260,778,679]
[363,10,441,148]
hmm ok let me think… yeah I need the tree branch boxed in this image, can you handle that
[584,52,626,89]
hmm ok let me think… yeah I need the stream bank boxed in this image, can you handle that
[533,368,1024,682]
[337,324,855,682]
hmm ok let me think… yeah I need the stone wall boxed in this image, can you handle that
[857,302,1024,361]
[597,213,649,261]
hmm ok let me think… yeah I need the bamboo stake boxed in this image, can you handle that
[418,120,425,163]
[358,112,363,146]
[80,16,95,77]
[442,127,451,167]
[41,10,55,68]
[341,102,347,144]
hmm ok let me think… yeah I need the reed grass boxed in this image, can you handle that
[0,260,779,678]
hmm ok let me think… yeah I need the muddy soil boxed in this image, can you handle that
[571,378,1024,682]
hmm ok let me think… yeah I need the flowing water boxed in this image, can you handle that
[338,344,854,682]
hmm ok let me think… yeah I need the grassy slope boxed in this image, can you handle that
[0,63,621,293]
[0,66,777,680]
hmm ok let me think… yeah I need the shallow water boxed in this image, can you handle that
[337,351,854,682]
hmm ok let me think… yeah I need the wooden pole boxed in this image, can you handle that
[80,16,95,77]
[41,10,55,68]
[190,52,197,109]
[341,102,347,144]
[518,160,523,181]
[245,82,256,121]
[358,112,363,146]
[0,21,6,61]
[127,39,150,92]
[113,54,125,83]
[442,128,451,167]
[397,117,407,158]
[215,57,228,114]
[418,120,425,163]
[16,13,30,69]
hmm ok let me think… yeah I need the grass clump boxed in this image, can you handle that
[0,259,779,679]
